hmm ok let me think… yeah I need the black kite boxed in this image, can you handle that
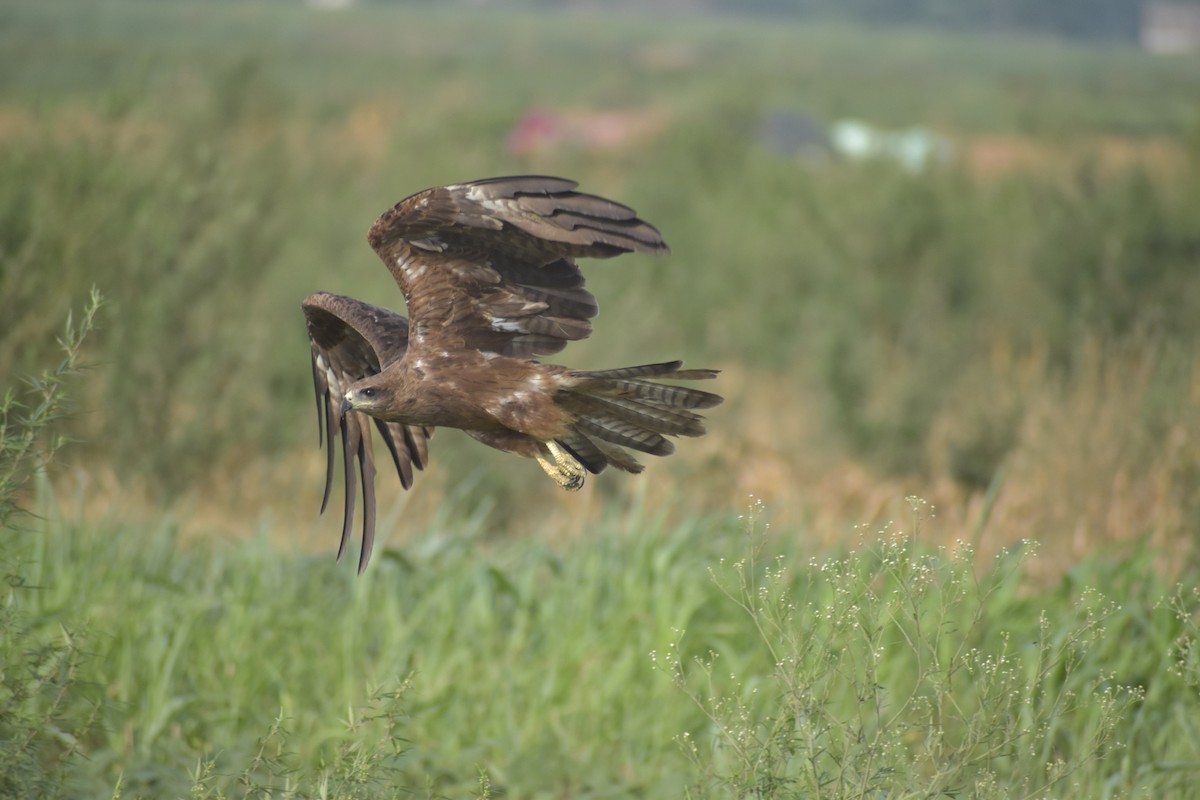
[303,176,721,572]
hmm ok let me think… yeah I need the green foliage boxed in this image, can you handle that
[0,597,97,800]
[1170,586,1200,693]
[1,293,102,800]
[0,288,101,527]
[175,686,427,800]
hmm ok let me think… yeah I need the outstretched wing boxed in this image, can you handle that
[302,291,432,574]
[366,175,668,358]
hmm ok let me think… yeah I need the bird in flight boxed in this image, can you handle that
[303,176,722,572]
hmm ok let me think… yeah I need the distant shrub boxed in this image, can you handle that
[1,292,102,800]
[792,155,1200,483]
[0,78,296,494]
[0,289,101,526]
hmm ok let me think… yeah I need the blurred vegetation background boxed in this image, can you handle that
[3,0,1198,561]
[4,1,1200,797]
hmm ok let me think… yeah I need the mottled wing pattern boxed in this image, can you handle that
[302,291,432,574]
[366,176,669,358]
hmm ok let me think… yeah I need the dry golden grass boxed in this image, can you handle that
[962,133,1189,181]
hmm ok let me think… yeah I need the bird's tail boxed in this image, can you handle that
[554,360,723,476]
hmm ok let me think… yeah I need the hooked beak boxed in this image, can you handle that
[339,394,354,417]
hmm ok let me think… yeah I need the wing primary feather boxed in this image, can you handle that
[408,426,432,471]
[358,430,377,575]
[374,419,415,489]
[311,355,326,448]
[304,292,435,572]
[470,175,579,195]
[519,193,638,221]
[320,387,338,515]
[338,411,359,564]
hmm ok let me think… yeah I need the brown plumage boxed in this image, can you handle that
[303,176,721,572]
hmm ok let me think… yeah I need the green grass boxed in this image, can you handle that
[5,482,1200,797]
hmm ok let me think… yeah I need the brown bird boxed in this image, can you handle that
[303,176,721,572]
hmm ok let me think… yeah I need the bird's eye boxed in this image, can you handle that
[362,387,377,398]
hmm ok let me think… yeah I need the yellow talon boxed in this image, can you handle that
[536,441,585,491]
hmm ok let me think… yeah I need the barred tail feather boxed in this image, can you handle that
[571,361,721,410]
[565,393,706,437]
[576,417,674,456]
[585,435,646,473]
[556,361,723,475]
[571,361,686,380]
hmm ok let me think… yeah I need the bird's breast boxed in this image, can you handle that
[396,353,568,437]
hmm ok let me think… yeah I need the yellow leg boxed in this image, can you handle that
[535,441,586,491]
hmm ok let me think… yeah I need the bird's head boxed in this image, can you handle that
[341,378,392,418]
